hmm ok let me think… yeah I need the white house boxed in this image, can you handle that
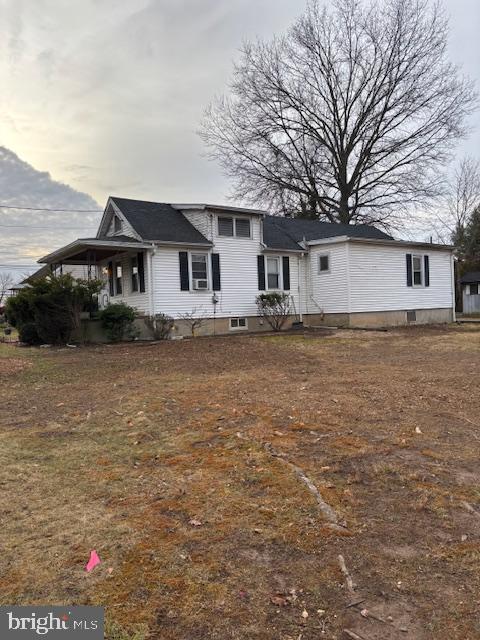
[38,197,456,335]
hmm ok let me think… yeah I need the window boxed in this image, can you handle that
[218,216,251,238]
[267,256,280,289]
[230,317,248,330]
[115,262,123,295]
[235,218,251,238]
[318,254,330,273]
[131,256,139,292]
[218,217,234,236]
[191,253,208,289]
[114,215,122,233]
[470,283,479,295]
[406,310,417,323]
[412,255,423,286]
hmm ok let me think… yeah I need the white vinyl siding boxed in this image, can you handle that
[348,244,453,312]
[151,216,301,318]
[305,243,349,314]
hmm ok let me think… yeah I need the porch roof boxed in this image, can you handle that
[38,237,151,265]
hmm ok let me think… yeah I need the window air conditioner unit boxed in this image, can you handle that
[193,279,208,290]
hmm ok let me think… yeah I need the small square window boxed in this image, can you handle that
[218,217,234,236]
[230,317,248,330]
[406,310,417,323]
[319,254,330,273]
[470,283,479,295]
[235,218,251,238]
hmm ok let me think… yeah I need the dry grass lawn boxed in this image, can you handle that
[1,325,480,640]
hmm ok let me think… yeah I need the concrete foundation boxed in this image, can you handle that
[72,307,454,342]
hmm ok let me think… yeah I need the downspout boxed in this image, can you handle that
[345,240,351,320]
[450,252,457,323]
[297,254,303,323]
[148,244,156,318]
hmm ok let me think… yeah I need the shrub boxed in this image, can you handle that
[5,275,103,345]
[144,313,174,340]
[19,322,41,345]
[99,303,137,342]
[256,292,291,332]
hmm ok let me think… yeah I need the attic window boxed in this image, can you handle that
[114,215,122,233]
[318,254,330,273]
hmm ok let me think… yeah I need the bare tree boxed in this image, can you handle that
[200,0,477,230]
[178,308,208,337]
[0,272,14,306]
[435,157,480,243]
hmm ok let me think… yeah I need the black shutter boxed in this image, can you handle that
[211,253,221,291]
[424,255,430,287]
[137,252,146,293]
[257,255,266,290]
[282,256,290,291]
[108,260,114,296]
[406,254,413,287]
[179,251,190,291]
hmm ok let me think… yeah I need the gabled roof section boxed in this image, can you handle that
[110,197,210,244]
[460,271,480,284]
[263,216,393,250]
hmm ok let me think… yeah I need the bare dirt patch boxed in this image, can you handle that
[0,326,479,639]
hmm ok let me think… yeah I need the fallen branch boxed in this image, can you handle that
[343,630,371,640]
[461,501,480,518]
[338,554,356,598]
[264,442,347,531]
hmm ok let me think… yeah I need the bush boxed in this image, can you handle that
[99,303,137,342]
[144,313,174,340]
[256,292,291,331]
[19,322,41,345]
[5,275,103,345]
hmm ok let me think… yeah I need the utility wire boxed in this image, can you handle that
[0,224,97,229]
[0,204,102,212]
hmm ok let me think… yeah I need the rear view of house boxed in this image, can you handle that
[38,197,456,336]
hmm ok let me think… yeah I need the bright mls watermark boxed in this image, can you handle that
[0,607,104,639]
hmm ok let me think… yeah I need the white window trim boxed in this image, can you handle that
[217,215,251,239]
[189,251,211,291]
[266,255,282,291]
[230,317,248,331]
[412,254,424,287]
[318,252,331,274]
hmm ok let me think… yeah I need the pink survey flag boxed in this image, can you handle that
[85,550,101,572]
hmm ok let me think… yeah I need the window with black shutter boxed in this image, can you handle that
[424,255,430,287]
[138,252,145,293]
[179,251,190,291]
[257,255,266,290]
[282,256,290,290]
[406,254,413,287]
[211,253,221,291]
[108,261,114,296]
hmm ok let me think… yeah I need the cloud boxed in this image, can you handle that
[0,146,102,272]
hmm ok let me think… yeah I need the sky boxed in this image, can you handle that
[0,0,479,282]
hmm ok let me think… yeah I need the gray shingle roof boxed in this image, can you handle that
[111,197,210,244]
[460,271,480,284]
[263,216,393,250]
